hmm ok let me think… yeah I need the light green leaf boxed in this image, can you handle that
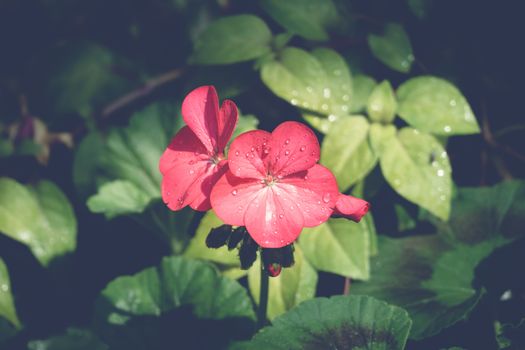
[87,180,151,219]
[0,258,20,329]
[0,178,77,266]
[260,0,338,41]
[352,181,525,339]
[95,256,255,349]
[260,47,354,133]
[351,74,377,114]
[247,295,412,350]
[397,76,480,135]
[321,116,377,191]
[299,217,371,280]
[368,23,414,73]
[191,15,272,65]
[184,211,245,279]
[28,328,108,350]
[371,124,451,220]
[248,247,317,319]
[367,80,397,123]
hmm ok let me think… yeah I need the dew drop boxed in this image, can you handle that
[231,189,238,196]
[251,147,255,152]
[300,146,306,152]
[443,125,452,133]
[437,169,445,177]
[284,150,290,156]
[322,193,331,203]
[279,214,284,219]
[284,139,290,145]
[189,169,195,175]
[235,150,240,156]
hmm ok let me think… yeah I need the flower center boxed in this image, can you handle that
[263,174,278,186]
[210,153,223,165]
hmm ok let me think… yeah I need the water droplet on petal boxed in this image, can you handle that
[235,150,240,156]
[231,189,238,196]
[300,146,306,152]
[279,214,284,219]
[189,169,195,175]
[284,139,290,145]
[284,150,290,156]
[322,193,331,203]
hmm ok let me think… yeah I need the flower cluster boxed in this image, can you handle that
[160,86,369,250]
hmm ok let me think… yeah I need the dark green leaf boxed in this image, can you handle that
[321,116,377,191]
[260,0,338,41]
[248,247,317,319]
[95,256,255,349]
[247,295,412,350]
[370,124,452,220]
[28,328,108,350]
[0,258,20,329]
[352,181,525,339]
[0,178,77,266]
[397,76,480,135]
[191,15,272,65]
[368,23,414,73]
[407,0,433,19]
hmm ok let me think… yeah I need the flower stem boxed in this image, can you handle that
[257,263,269,329]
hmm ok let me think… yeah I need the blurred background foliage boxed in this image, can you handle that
[0,0,524,349]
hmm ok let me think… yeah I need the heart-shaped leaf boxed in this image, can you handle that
[396,76,480,135]
[0,178,77,266]
[368,23,414,73]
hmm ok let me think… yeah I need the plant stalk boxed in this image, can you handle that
[257,263,269,329]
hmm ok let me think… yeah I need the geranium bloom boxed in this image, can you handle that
[210,121,369,248]
[159,86,238,211]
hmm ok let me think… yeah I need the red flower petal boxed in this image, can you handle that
[210,171,264,226]
[267,121,320,177]
[227,130,271,179]
[244,185,304,248]
[277,164,339,227]
[181,86,220,154]
[159,126,225,211]
[332,194,370,222]
[217,99,238,152]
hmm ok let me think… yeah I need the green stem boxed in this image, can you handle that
[257,263,269,329]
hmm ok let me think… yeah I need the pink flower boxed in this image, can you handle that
[333,194,370,222]
[210,121,369,248]
[159,86,238,211]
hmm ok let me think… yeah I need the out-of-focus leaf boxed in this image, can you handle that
[87,181,151,219]
[496,319,525,350]
[95,256,255,349]
[190,15,272,65]
[260,47,353,133]
[184,211,245,279]
[260,0,338,41]
[368,23,414,73]
[367,80,397,123]
[0,178,76,266]
[299,217,371,280]
[0,139,13,157]
[0,258,20,329]
[248,247,317,319]
[321,116,377,191]
[397,76,480,135]
[370,124,451,220]
[73,132,106,199]
[407,0,433,19]
[45,43,137,119]
[394,204,417,232]
[246,295,412,350]
[353,181,525,339]
[27,328,108,350]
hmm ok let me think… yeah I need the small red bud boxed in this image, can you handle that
[266,263,282,277]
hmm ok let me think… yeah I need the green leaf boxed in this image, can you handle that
[496,319,525,350]
[407,0,433,19]
[87,180,152,219]
[248,247,317,319]
[351,74,377,114]
[95,256,255,349]
[352,181,525,339]
[45,43,136,119]
[260,47,354,133]
[28,328,108,350]
[0,178,77,266]
[247,295,412,350]
[321,116,377,191]
[394,204,417,232]
[299,217,371,280]
[370,124,452,220]
[368,23,414,73]
[191,15,272,65]
[73,131,106,199]
[85,102,184,218]
[0,258,20,329]
[397,76,480,135]
[260,0,338,41]
[184,211,245,279]
[367,80,397,123]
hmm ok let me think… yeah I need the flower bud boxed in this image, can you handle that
[266,263,282,277]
